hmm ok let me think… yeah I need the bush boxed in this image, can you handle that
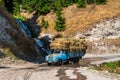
[87,0,95,4]
[96,0,107,5]
[0,0,3,5]
[100,61,120,73]
[41,17,49,30]
[3,48,16,59]
[77,0,86,8]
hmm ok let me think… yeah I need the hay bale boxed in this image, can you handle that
[50,38,87,51]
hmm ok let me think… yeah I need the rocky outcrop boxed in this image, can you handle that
[84,16,120,54]
[85,16,120,41]
[0,6,38,58]
[0,15,15,44]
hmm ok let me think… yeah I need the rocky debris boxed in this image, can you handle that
[85,16,120,41]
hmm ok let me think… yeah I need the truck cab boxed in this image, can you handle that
[45,50,67,65]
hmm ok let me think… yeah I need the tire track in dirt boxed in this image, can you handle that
[56,67,86,80]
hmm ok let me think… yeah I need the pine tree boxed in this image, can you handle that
[44,21,49,30]
[87,0,96,4]
[55,15,66,31]
[13,0,20,15]
[96,0,107,5]
[41,17,49,30]
[77,0,86,8]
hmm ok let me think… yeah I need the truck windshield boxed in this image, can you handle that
[53,50,61,54]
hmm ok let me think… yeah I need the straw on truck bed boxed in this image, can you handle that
[50,38,87,51]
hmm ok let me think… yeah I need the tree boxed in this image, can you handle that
[96,0,107,5]
[21,0,36,12]
[87,0,96,4]
[0,0,3,5]
[41,17,49,30]
[13,0,20,15]
[36,0,51,14]
[4,0,14,13]
[44,21,49,30]
[77,0,86,8]
[55,15,66,31]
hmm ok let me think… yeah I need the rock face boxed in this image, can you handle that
[85,16,120,54]
[0,15,15,44]
[0,6,38,58]
[86,16,120,41]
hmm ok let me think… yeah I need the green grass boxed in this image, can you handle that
[13,15,26,21]
[95,61,120,73]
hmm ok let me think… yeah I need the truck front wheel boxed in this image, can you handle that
[57,59,62,65]
[47,62,51,66]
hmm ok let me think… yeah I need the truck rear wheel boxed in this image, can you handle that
[73,58,79,63]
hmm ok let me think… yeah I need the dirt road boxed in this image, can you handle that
[0,53,120,80]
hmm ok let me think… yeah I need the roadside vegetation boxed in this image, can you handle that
[95,61,120,74]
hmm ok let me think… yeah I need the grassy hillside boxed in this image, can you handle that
[35,0,120,36]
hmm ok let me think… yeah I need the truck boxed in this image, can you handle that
[45,38,87,65]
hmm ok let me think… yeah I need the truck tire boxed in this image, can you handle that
[73,58,79,63]
[57,59,62,65]
[47,62,51,66]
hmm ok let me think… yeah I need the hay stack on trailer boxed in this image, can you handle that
[50,38,87,51]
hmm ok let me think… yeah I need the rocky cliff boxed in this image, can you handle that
[0,5,38,59]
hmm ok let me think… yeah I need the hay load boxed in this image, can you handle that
[50,38,87,51]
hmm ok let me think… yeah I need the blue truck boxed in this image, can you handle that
[46,50,86,65]
[45,38,87,65]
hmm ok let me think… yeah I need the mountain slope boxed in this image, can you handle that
[34,0,120,36]
[0,5,38,58]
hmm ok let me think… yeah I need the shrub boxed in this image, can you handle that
[96,0,107,5]
[3,48,16,59]
[77,0,86,8]
[41,17,49,30]
[87,0,96,4]
[100,61,120,73]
